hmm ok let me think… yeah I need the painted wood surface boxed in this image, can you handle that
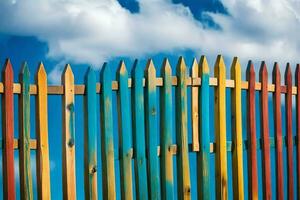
[117,61,133,200]
[259,62,272,200]
[62,64,77,199]
[2,59,16,200]
[36,63,51,200]
[19,62,33,200]
[272,63,284,200]
[246,61,258,200]
[191,58,199,151]
[285,64,294,200]
[214,55,228,199]
[230,57,244,200]
[296,64,300,199]
[132,60,148,199]
[160,58,174,199]
[176,57,191,199]
[198,56,211,200]
[100,63,116,199]
[145,59,161,199]
[84,68,98,200]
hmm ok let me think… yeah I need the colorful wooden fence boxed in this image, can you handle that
[0,56,299,199]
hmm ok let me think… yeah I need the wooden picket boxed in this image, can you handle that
[0,56,299,199]
[259,61,271,200]
[36,63,51,200]
[273,63,284,200]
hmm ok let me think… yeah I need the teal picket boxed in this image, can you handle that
[131,60,149,199]
[145,59,161,199]
[160,58,174,199]
[100,63,116,198]
[198,56,211,199]
[84,68,98,199]
[117,61,133,199]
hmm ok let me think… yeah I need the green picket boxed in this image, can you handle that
[19,62,33,199]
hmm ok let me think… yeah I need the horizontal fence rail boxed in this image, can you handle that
[1,56,300,199]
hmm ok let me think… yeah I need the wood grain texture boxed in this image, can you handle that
[259,62,272,200]
[100,63,116,199]
[36,63,51,200]
[176,57,191,200]
[117,61,133,199]
[145,59,161,199]
[191,58,200,151]
[272,63,284,200]
[285,64,294,200]
[246,61,258,200]
[62,64,76,199]
[132,60,149,199]
[19,62,33,200]
[84,68,98,200]
[230,57,244,200]
[295,64,300,199]
[2,59,16,200]
[198,56,211,200]
[160,58,174,199]
[214,55,228,200]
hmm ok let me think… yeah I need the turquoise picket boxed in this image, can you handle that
[160,59,175,199]
[145,59,161,199]
[117,61,133,199]
[84,68,98,199]
[100,63,116,199]
[198,56,211,199]
[131,60,149,199]
[176,57,191,199]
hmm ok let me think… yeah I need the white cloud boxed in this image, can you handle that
[0,0,299,82]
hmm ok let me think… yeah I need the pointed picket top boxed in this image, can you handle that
[272,62,281,83]
[230,57,240,76]
[191,58,198,76]
[259,61,268,81]
[21,62,30,77]
[246,60,255,80]
[145,59,156,76]
[118,60,128,76]
[199,55,209,74]
[285,63,292,84]
[214,55,226,74]
[37,62,47,81]
[100,63,110,80]
[62,64,74,83]
[176,56,186,74]
[162,58,171,75]
[85,67,96,84]
[4,58,13,74]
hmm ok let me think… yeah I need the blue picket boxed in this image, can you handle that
[84,68,98,199]
[145,59,161,199]
[198,56,211,199]
[100,63,116,199]
[131,60,149,199]
[117,61,133,199]
[160,59,175,199]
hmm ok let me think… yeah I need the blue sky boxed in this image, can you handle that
[0,0,299,199]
